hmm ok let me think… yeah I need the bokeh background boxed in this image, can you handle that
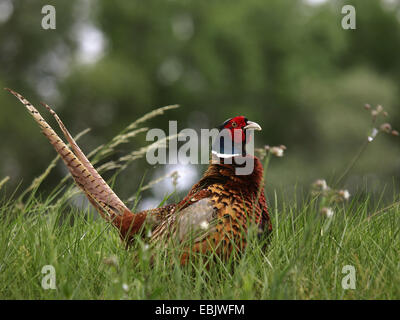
[1,0,399,208]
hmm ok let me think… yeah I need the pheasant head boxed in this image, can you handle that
[212,116,262,159]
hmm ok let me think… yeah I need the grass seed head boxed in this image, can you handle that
[171,171,180,189]
[103,255,119,269]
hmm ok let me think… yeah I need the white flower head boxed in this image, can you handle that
[380,123,392,134]
[321,207,334,218]
[338,190,351,201]
[313,179,329,191]
[122,283,129,292]
[270,146,284,157]
[368,128,379,142]
[199,220,209,230]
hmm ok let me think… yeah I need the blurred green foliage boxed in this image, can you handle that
[0,0,399,202]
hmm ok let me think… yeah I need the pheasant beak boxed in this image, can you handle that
[244,121,262,131]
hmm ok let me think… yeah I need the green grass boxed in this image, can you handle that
[1,100,399,299]
[1,187,399,300]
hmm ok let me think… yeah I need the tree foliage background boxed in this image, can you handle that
[0,0,399,207]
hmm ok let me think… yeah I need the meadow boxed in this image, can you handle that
[0,181,399,299]
[0,103,399,300]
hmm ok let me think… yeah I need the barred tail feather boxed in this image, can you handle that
[5,88,134,228]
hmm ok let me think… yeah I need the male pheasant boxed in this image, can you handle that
[6,89,271,265]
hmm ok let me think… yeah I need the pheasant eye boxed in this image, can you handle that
[231,121,237,128]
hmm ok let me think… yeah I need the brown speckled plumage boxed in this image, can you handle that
[7,88,271,265]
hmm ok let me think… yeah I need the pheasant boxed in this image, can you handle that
[6,88,271,265]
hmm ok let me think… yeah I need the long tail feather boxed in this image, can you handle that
[5,88,133,226]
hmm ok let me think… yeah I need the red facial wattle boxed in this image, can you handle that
[223,116,248,143]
